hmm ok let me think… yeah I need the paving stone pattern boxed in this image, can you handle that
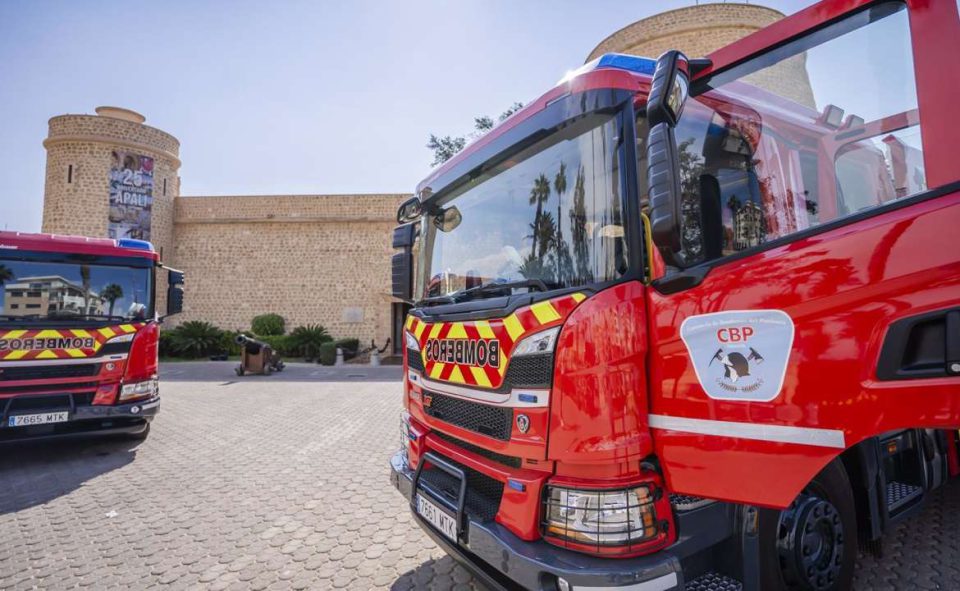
[0,376,956,590]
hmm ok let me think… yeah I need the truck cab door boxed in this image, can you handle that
[644,0,960,509]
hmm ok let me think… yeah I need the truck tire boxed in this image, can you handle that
[758,459,858,591]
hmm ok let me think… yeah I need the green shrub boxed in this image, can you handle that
[158,330,176,357]
[335,338,361,360]
[251,313,285,336]
[169,321,225,358]
[318,341,337,366]
[288,324,332,360]
[257,334,291,356]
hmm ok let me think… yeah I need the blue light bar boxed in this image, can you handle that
[595,53,656,75]
[117,238,155,252]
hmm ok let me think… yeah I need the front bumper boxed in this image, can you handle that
[390,450,736,591]
[0,396,159,442]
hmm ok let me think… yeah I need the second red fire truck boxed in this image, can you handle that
[390,1,960,589]
[0,231,183,442]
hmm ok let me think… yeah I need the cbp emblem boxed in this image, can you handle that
[680,310,794,402]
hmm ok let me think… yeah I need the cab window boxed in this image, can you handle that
[676,1,922,261]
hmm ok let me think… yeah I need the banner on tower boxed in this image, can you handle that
[108,150,154,241]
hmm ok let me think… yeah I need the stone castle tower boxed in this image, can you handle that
[41,106,181,264]
[587,3,815,108]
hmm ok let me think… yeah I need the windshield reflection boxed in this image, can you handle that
[421,114,629,300]
[0,259,152,322]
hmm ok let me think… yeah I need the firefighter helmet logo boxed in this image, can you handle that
[681,310,794,402]
[516,414,530,434]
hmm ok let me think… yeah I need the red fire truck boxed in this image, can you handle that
[389,1,960,589]
[0,231,183,442]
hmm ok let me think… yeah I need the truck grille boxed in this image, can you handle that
[0,363,100,381]
[407,352,424,374]
[502,353,553,389]
[3,391,96,412]
[419,456,504,522]
[423,391,513,441]
[432,431,522,469]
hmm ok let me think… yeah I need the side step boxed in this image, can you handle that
[685,572,742,591]
[670,493,716,512]
[886,481,923,514]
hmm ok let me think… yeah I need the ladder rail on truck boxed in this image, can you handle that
[389,1,960,589]
[0,232,184,442]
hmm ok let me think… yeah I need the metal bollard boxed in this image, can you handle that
[369,349,381,367]
[335,347,344,366]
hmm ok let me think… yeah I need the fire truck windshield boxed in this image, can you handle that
[419,113,630,301]
[0,257,153,324]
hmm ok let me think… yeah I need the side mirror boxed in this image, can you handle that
[165,268,184,317]
[433,206,462,233]
[391,224,419,302]
[646,50,695,268]
[397,197,422,224]
[391,252,413,302]
[392,223,418,249]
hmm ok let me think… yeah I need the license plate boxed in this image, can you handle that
[416,493,458,541]
[8,411,69,427]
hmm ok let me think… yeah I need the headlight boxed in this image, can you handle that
[543,485,661,548]
[120,377,158,401]
[107,333,135,344]
[405,331,421,352]
[512,326,560,356]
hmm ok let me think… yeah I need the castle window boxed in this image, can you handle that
[67,164,73,184]
[163,178,167,196]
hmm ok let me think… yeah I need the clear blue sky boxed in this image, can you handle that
[0,0,814,232]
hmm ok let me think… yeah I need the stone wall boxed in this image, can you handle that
[586,3,816,108]
[171,194,407,346]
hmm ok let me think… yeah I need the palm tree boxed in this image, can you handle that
[528,173,551,258]
[100,283,124,316]
[0,264,13,287]
[553,163,570,281]
[80,265,91,314]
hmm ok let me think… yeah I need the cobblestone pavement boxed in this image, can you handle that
[0,370,957,590]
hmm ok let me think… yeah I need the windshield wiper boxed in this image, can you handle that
[458,279,549,300]
[48,313,131,322]
[417,279,551,307]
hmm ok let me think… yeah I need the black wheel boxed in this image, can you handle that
[759,459,858,591]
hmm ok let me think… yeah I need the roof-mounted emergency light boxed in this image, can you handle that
[117,238,155,252]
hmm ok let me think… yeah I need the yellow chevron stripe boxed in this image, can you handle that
[469,366,492,388]
[120,324,136,333]
[446,323,468,339]
[70,329,92,338]
[2,330,26,339]
[530,301,561,325]
[428,323,443,339]
[35,350,58,359]
[429,362,444,379]
[98,327,116,338]
[448,365,466,384]
[65,349,87,358]
[413,321,427,340]
[474,320,495,340]
[4,350,27,360]
[405,316,415,330]
[572,292,586,303]
[35,329,62,339]
[503,314,524,342]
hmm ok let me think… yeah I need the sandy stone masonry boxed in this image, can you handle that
[41,106,407,346]
[173,194,407,345]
